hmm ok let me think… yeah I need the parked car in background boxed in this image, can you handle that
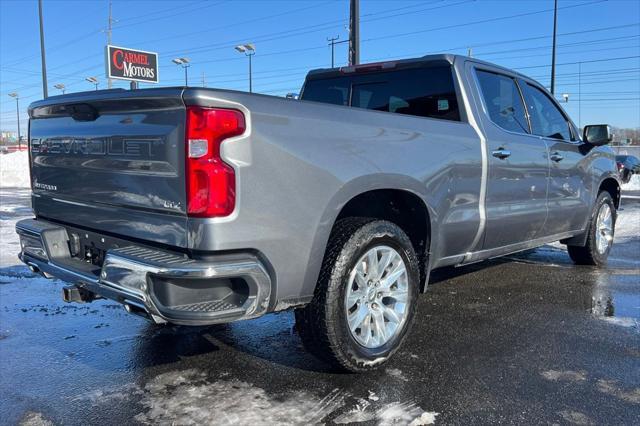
[616,155,640,183]
[17,54,620,372]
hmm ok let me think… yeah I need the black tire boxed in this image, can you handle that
[295,218,420,372]
[567,191,616,267]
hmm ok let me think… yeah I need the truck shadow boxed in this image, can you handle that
[133,313,336,373]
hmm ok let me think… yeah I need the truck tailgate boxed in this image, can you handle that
[28,88,189,248]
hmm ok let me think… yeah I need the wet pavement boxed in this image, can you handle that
[0,188,638,425]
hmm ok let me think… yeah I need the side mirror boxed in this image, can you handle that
[285,93,299,100]
[583,124,613,146]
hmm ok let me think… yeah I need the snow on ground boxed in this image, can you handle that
[70,369,437,425]
[0,151,30,188]
[622,174,640,191]
[615,198,640,246]
[0,189,32,267]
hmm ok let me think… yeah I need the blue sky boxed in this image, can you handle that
[1,0,639,134]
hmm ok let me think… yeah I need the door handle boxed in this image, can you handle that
[550,152,564,162]
[492,149,511,160]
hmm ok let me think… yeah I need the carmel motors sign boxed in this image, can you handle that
[106,45,158,84]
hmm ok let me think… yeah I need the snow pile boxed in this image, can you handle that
[132,370,346,425]
[622,174,640,191]
[0,188,32,267]
[0,151,30,188]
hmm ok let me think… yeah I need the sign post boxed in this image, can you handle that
[106,45,159,86]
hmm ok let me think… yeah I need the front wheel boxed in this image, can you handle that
[295,218,420,372]
[567,191,616,267]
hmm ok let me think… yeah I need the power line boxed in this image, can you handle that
[158,0,473,58]
[115,0,205,24]
[477,34,639,57]
[0,1,210,68]
[554,78,640,86]
[516,55,640,69]
[125,1,336,47]
[481,43,640,62]
[112,1,228,30]
[362,0,607,45]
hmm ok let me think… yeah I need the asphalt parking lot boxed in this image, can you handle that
[1,188,638,425]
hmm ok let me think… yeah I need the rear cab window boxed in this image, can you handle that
[301,63,461,122]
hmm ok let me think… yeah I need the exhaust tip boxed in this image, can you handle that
[123,302,157,322]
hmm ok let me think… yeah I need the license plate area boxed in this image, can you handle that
[66,228,123,267]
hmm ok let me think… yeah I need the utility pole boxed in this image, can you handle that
[550,0,558,95]
[38,0,48,98]
[8,93,20,148]
[349,0,360,66]
[578,62,582,130]
[107,1,114,89]
[328,36,339,68]
[327,36,348,68]
[201,71,206,87]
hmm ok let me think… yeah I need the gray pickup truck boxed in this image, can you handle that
[17,54,620,371]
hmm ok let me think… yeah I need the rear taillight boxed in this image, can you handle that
[185,106,245,217]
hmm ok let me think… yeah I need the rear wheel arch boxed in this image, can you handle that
[332,188,432,293]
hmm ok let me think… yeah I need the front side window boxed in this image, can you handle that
[523,83,573,141]
[475,69,530,134]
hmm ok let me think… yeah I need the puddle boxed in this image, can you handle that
[590,272,640,329]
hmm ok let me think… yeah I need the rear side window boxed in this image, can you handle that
[301,82,349,106]
[475,69,530,135]
[301,65,460,121]
[522,83,573,141]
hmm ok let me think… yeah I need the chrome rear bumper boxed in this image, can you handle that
[16,218,272,326]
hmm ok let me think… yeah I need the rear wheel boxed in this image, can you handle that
[567,191,616,267]
[295,218,419,372]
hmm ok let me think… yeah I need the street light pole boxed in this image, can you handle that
[248,51,253,93]
[86,77,99,91]
[235,44,256,93]
[38,0,48,98]
[54,83,65,94]
[172,58,191,86]
[8,93,21,149]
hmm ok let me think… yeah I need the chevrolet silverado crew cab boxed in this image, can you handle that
[17,54,620,372]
